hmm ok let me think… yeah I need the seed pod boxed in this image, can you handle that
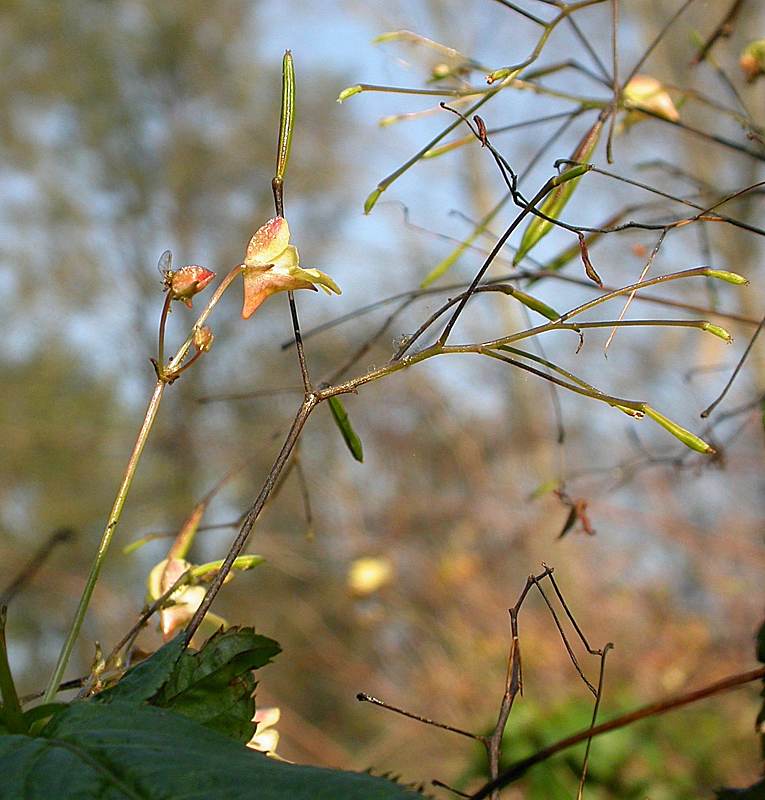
[514,116,604,265]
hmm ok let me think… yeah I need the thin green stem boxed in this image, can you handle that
[45,263,244,696]
[479,268,732,350]
[487,0,610,83]
[0,608,25,732]
[43,379,166,703]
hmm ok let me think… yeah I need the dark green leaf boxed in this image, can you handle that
[96,634,185,704]
[0,701,423,799]
[22,703,68,726]
[716,779,765,799]
[152,627,280,743]
[328,396,364,462]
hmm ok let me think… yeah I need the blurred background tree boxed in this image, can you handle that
[1,1,763,797]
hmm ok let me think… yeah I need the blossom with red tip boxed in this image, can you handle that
[167,266,216,308]
[241,217,340,319]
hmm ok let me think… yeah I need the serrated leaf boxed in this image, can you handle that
[0,700,423,799]
[328,397,364,462]
[152,627,280,743]
[96,634,185,704]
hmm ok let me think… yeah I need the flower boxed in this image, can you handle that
[167,266,216,308]
[247,707,281,756]
[740,40,765,82]
[241,217,340,319]
[147,557,207,640]
[621,75,679,131]
[193,325,214,352]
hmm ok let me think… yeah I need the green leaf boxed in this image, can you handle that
[0,700,422,799]
[0,608,24,734]
[22,703,68,727]
[328,397,364,462]
[96,634,185,704]
[716,779,765,799]
[152,627,280,743]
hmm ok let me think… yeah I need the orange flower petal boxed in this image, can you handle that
[241,266,316,319]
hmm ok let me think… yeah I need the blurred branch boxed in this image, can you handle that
[690,0,747,65]
[702,312,765,418]
[0,528,74,606]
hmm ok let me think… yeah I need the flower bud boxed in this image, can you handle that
[169,266,216,308]
[147,558,204,639]
[193,325,214,352]
[622,75,679,123]
[740,40,765,82]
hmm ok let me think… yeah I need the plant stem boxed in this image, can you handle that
[44,258,241,700]
[470,664,765,799]
[0,608,25,732]
[183,395,318,644]
[166,265,242,375]
[42,380,166,703]
[157,292,173,371]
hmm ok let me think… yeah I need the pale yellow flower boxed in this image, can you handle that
[241,217,340,319]
[247,707,281,756]
[621,75,679,132]
[147,558,207,640]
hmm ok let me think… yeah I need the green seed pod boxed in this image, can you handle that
[644,406,715,454]
[514,116,604,265]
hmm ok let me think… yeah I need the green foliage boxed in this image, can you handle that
[96,635,186,704]
[1,628,420,799]
[0,701,423,800]
[151,628,280,743]
[716,781,765,800]
[460,694,756,800]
